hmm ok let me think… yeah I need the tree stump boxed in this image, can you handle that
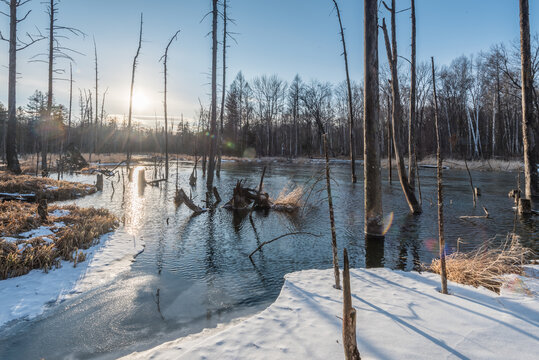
[342,248,361,360]
[96,174,104,191]
[518,198,532,215]
[37,198,48,222]
[474,187,481,197]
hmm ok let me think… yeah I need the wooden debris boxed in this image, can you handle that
[342,248,361,360]
[175,188,206,214]
[37,198,48,221]
[248,232,321,261]
[518,198,532,215]
[459,206,490,220]
[96,174,104,191]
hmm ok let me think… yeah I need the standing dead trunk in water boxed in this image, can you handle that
[42,0,55,176]
[464,158,477,207]
[387,94,392,183]
[206,0,218,190]
[332,0,356,183]
[364,0,384,236]
[519,0,537,200]
[127,14,143,173]
[67,62,73,145]
[2,0,43,173]
[161,29,181,180]
[92,37,99,160]
[216,0,228,178]
[342,248,361,360]
[381,2,421,214]
[408,0,416,190]
[432,57,448,295]
[323,134,341,290]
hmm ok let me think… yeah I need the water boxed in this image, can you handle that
[0,161,536,359]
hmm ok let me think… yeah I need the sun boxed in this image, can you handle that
[131,90,150,112]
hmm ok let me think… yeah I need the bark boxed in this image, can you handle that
[216,0,227,178]
[519,0,537,199]
[364,0,384,236]
[43,0,55,176]
[162,30,181,180]
[6,0,21,174]
[432,57,448,295]
[332,0,356,183]
[93,37,98,158]
[206,0,218,190]
[342,248,361,360]
[324,134,341,290]
[67,63,73,145]
[382,5,421,214]
[408,0,416,190]
[127,14,143,171]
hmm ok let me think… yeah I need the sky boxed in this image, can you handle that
[0,0,537,127]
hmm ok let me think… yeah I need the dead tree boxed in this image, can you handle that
[127,14,143,172]
[519,0,537,200]
[160,29,181,180]
[408,0,416,190]
[342,248,361,360]
[382,1,421,214]
[91,36,98,161]
[432,57,448,295]
[364,0,384,236]
[216,0,229,178]
[206,0,218,190]
[67,62,73,144]
[324,134,341,290]
[331,0,356,183]
[0,0,44,174]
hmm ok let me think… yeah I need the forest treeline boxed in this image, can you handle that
[1,38,537,162]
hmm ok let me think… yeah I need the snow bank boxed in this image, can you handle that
[123,267,538,360]
[0,230,144,327]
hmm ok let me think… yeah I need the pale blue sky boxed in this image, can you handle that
[0,0,537,124]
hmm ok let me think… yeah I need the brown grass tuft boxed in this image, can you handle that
[0,202,118,280]
[0,171,96,201]
[428,234,532,293]
[272,186,304,212]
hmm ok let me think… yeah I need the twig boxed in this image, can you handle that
[249,232,321,260]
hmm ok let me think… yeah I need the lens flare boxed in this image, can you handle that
[382,211,394,235]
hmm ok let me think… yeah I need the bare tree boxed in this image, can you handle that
[519,0,537,199]
[92,36,98,160]
[67,62,72,144]
[331,0,356,183]
[0,0,44,174]
[408,0,416,190]
[382,0,421,214]
[160,29,181,180]
[127,13,143,170]
[206,0,218,190]
[364,0,384,235]
[432,57,448,295]
[216,0,229,178]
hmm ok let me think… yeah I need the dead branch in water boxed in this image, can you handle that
[459,206,490,220]
[249,232,321,261]
[175,188,206,214]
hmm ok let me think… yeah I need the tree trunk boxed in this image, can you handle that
[127,14,143,172]
[217,0,227,178]
[519,0,538,199]
[363,0,384,236]
[206,0,218,190]
[6,0,21,174]
[324,134,341,290]
[382,3,421,214]
[43,0,55,176]
[342,248,361,360]
[432,57,448,295]
[408,0,416,190]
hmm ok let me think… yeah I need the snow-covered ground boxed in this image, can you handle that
[0,227,144,327]
[123,267,538,360]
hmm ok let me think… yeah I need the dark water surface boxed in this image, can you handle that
[0,161,536,359]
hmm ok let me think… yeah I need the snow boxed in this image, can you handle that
[0,230,145,327]
[123,267,538,360]
[49,209,71,217]
[18,226,55,238]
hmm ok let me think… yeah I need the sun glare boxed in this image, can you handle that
[131,90,150,112]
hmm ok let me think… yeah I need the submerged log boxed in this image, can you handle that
[223,180,271,210]
[459,206,490,220]
[175,188,206,213]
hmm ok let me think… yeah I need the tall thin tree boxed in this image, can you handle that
[432,57,448,295]
[127,14,143,171]
[331,0,356,183]
[408,0,416,190]
[364,0,384,236]
[206,0,218,190]
[519,0,537,199]
[216,0,228,178]
[382,0,421,214]
[160,29,181,180]
[0,0,43,173]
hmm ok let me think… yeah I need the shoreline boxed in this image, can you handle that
[122,266,538,360]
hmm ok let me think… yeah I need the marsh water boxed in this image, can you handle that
[0,161,536,359]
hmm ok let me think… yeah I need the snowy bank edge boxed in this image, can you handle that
[0,229,144,328]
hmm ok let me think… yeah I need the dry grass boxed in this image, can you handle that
[0,203,118,280]
[0,171,96,201]
[272,186,304,212]
[428,234,533,293]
